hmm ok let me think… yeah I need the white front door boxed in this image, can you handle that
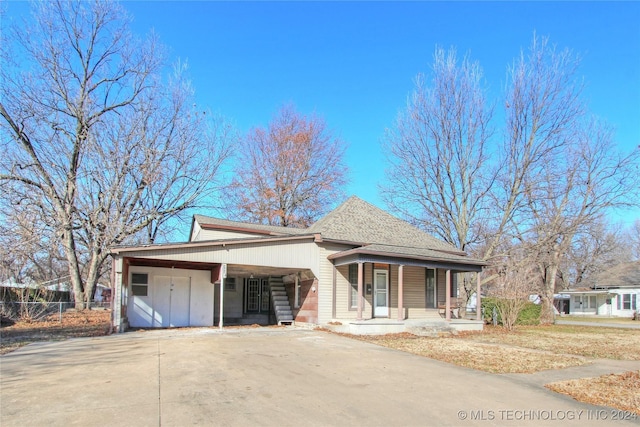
[374,269,389,317]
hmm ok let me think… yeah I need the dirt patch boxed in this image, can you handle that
[0,309,112,355]
[546,371,640,416]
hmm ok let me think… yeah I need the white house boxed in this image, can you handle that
[109,197,486,334]
[562,261,640,318]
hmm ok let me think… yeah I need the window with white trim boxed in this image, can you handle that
[618,294,637,311]
[131,273,148,296]
[349,264,358,309]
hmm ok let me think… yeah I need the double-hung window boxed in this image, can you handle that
[349,264,359,309]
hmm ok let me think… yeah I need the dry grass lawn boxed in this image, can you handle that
[350,324,640,415]
[0,309,111,355]
[546,371,640,415]
[460,325,640,360]
[357,333,588,373]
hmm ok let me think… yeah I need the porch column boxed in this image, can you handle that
[398,264,404,321]
[476,271,482,321]
[445,269,451,321]
[357,262,364,321]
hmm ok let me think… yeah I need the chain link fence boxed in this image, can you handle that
[0,301,77,323]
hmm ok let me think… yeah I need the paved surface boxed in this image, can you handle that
[556,320,640,329]
[1,327,639,427]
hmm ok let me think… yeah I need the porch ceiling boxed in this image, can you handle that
[227,264,306,278]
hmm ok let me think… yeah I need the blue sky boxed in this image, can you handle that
[5,1,640,226]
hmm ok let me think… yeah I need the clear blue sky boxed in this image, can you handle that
[6,1,640,226]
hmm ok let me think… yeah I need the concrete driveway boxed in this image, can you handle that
[1,327,638,427]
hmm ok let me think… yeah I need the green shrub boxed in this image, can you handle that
[480,298,541,326]
[517,302,541,325]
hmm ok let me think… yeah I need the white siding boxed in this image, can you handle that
[126,267,213,328]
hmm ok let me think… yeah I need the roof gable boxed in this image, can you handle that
[308,196,463,254]
[191,214,307,241]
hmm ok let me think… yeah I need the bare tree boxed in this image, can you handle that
[383,46,494,252]
[225,104,348,227]
[488,251,538,331]
[560,220,629,289]
[0,1,233,309]
[383,36,640,324]
[626,220,640,261]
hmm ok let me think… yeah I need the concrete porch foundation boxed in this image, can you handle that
[325,318,484,336]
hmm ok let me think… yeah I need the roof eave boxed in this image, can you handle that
[110,234,317,255]
[327,246,487,267]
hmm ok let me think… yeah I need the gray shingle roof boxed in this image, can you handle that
[350,244,481,265]
[308,196,464,254]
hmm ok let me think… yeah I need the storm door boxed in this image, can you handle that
[373,269,389,317]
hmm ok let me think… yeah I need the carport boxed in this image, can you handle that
[110,235,320,332]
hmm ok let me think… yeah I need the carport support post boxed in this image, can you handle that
[219,263,227,329]
[398,264,404,321]
[445,269,451,321]
[476,272,482,321]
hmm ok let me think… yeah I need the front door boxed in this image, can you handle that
[245,278,270,313]
[374,269,389,317]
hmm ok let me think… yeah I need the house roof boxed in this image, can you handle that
[327,243,484,267]
[308,196,465,254]
[192,214,307,237]
[126,196,483,269]
[592,261,640,289]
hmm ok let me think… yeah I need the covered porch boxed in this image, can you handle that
[327,246,485,334]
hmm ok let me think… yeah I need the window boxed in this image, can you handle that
[294,276,301,309]
[132,285,148,296]
[131,273,148,296]
[425,269,435,308]
[131,273,148,285]
[618,294,637,311]
[349,264,359,309]
[224,277,236,291]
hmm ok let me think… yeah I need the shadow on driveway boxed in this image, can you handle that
[1,327,638,426]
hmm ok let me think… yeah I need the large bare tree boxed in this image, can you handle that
[0,1,233,309]
[384,36,640,323]
[225,105,348,227]
[503,38,639,321]
[382,46,494,252]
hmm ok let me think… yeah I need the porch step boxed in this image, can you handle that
[269,277,294,325]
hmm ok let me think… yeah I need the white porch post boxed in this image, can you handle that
[445,269,451,321]
[218,263,227,329]
[357,262,363,321]
[398,264,404,321]
[476,271,482,321]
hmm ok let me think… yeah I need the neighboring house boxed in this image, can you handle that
[560,261,640,318]
[0,278,71,302]
[109,197,486,333]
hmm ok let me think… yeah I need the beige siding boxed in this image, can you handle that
[123,239,320,277]
[333,264,373,321]
[389,265,427,319]
[195,228,274,241]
